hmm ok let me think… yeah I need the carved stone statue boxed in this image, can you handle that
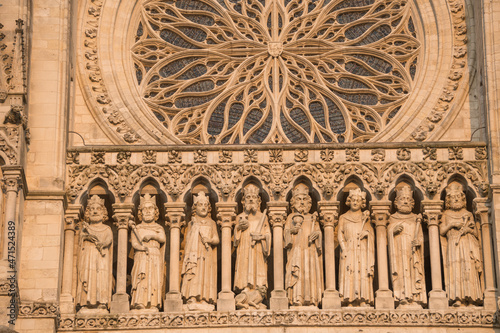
[181,192,219,311]
[76,195,113,313]
[129,194,166,311]
[234,184,271,310]
[284,183,323,307]
[387,185,426,308]
[338,188,374,307]
[440,182,483,307]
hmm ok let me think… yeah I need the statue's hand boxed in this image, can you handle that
[139,245,149,254]
[143,235,151,242]
[411,239,420,248]
[290,226,300,235]
[238,220,249,231]
[308,231,320,243]
[128,221,136,229]
[84,234,98,243]
[394,225,404,235]
[359,230,369,240]
[453,221,463,229]
[251,233,264,241]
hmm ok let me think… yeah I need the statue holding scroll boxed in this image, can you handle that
[440,182,483,307]
[129,194,166,311]
[234,184,271,310]
[284,183,323,307]
[76,195,113,313]
[181,192,219,311]
[387,185,426,308]
[338,188,374,307]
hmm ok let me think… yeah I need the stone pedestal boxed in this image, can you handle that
[322,290,341,309]
[270,290,288,310]
[427,290,448,309]
[217,291,235,311]
[110,293,130,314]
[164,292,183,312]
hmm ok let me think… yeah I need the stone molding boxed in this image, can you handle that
[17,302,59,319]
[58,309,497,330]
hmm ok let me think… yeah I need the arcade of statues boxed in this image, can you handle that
[3,0,500,331]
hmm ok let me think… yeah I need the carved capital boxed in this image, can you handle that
[112,204,134,229]
[216,202,237,228]
[267,201,288,228]
[318,200,339,228]
[421,200,443,227]
[165,202,185,229]
[1,174,22,193]
[64,204,83,231]
[370,201,391,227]
[473,198,490,226]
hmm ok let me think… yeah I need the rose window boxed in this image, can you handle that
[132,0,420,144]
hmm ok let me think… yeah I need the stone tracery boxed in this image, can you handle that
[132,0,420,144]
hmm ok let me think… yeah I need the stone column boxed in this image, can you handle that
[216,202,237,311]
[268,201,289,310]
[110,203,134,314]
[371,201,394,309]
[422,200,448,309]
[60,204,83,314]
[318,200,341,309]
[164,202,185,312]
[1,171,22,265]
[474,198,497,309]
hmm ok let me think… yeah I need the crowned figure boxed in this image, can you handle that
[234,184,271,309]
[76,195,113,313]
[181,192,219,311]
[129,194,166,311]
[338,188,374,307]
[284,183,323,307]
[387,185,426,308]
[440,182,483,307]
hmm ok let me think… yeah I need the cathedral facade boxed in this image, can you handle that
[1,0,500,332]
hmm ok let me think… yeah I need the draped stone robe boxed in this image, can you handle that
[130,223,166,309]
[387,213,426,305]
[338,211,375,304]
[181,216,219,304]
[440,209,483,303]
[284,212,323,306]
[76,223,113,308]
[234,213,271,292]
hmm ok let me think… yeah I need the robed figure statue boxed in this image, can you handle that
[129,194,166,311]
[76,195,113,313]
[284,183,323,307]
[181,192,220,311]
[387,185,426,308]
[338,188,375,307]
[440,182,484,307]
[234,184,271,309]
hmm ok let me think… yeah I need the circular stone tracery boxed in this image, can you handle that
[132,0,420,144]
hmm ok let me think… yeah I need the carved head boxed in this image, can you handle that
[345,188,366,212]
[84,195,108,224]
[138,194,159,224]
[395,185,414,214]
[445,182,466,211]
[242,184,261,214]
[193,192,211,218]
[290,184,312,214]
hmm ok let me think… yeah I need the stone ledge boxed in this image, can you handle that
[58,309,499,330]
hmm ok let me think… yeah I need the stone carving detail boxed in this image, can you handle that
[423,147,437,161]
[269,149,283,163]
[410,0,468,141]
[66,152,80,165]
[58,308,497,330]
[168,150,182,163]
[294,149,308,163]
[346,148,360,162]
[129,194,166,311]
[117,151,131,164]
[440,182,483,307]
[371,149,385,162]
[181,192,219,311]
[142,150,157,164]
[388,185,426,308]
[338,188,374,306]
[76,195,113,313]
[320,149,334,162]
[18,302,59,318]
[219,150,232,163]
[475,147,487,160]
[284,184,323,307]
[132,0,419,144]
[194,150,207,163]
[80,0,141,143]
[448,147,463,160]
[397,148,411,161]
[244,149,258,163]
[91,151,105,164]
[234,184,271,310]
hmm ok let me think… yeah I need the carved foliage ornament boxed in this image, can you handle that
[133,0,420,144]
